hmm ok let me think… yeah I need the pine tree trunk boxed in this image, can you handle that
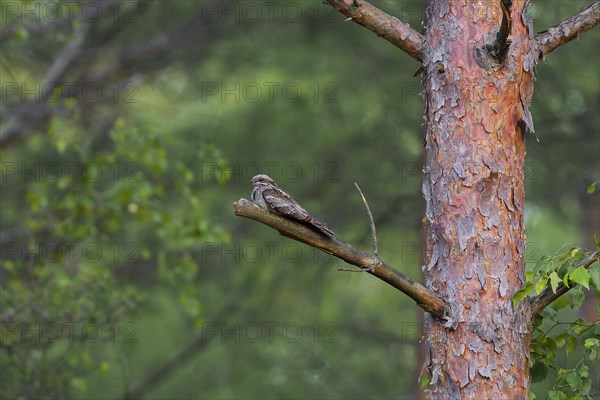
[421,1,535,397]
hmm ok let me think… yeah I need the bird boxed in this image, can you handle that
[250,174,335,238]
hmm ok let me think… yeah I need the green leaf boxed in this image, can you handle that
[584,338,599,360]
[571,289,585,309]
[569,318,589,335]
[565,335,578,355]
[533,314,544,329]
[581,378,592,395]
[563,272,570,288]
[570,266,591,289]
[554,333,572,348]
[530,360,549,383]
[542,337,557,354]
[512,288,527,306]
[535,276,548,294]
[578,364,589,379]
[559,249,575,264]
[551,294,570,311]
[565,370,582,391]
[587,181,598,194]
[549,272,561,293]
[513,282,535,306]
[593,322,600,336]
[419,375,430,389]
[532,258,545,275]
[589,262,600,291]
[548,390,567,400]
[570,248,580,258]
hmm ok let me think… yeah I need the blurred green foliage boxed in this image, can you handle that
[0,0,598,399]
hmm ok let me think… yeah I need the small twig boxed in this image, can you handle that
[338,182,379,273]
[354,183,378,257]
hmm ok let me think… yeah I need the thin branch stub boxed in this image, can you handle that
[354,182,379,257]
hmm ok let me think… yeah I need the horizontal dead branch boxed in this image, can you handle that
[233,199,446,319]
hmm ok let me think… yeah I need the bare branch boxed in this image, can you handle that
[535,1,600,60]
[325,0,423,61]
[354,183,378,257]
[233,199,447,319]
[43,25,90,87]
[531,250,599,315]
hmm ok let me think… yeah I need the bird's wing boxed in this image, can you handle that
[262,187,336,238]
[261,188,311,221]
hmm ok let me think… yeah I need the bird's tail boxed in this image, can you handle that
[309,216,336,238]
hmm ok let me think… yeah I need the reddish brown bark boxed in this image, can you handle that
[421,0,534,398]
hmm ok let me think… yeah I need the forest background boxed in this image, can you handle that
[1,0,598,398]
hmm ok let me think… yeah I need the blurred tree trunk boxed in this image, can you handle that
[421,1,534,397]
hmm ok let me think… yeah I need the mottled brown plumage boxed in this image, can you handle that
[251,174,335,238]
